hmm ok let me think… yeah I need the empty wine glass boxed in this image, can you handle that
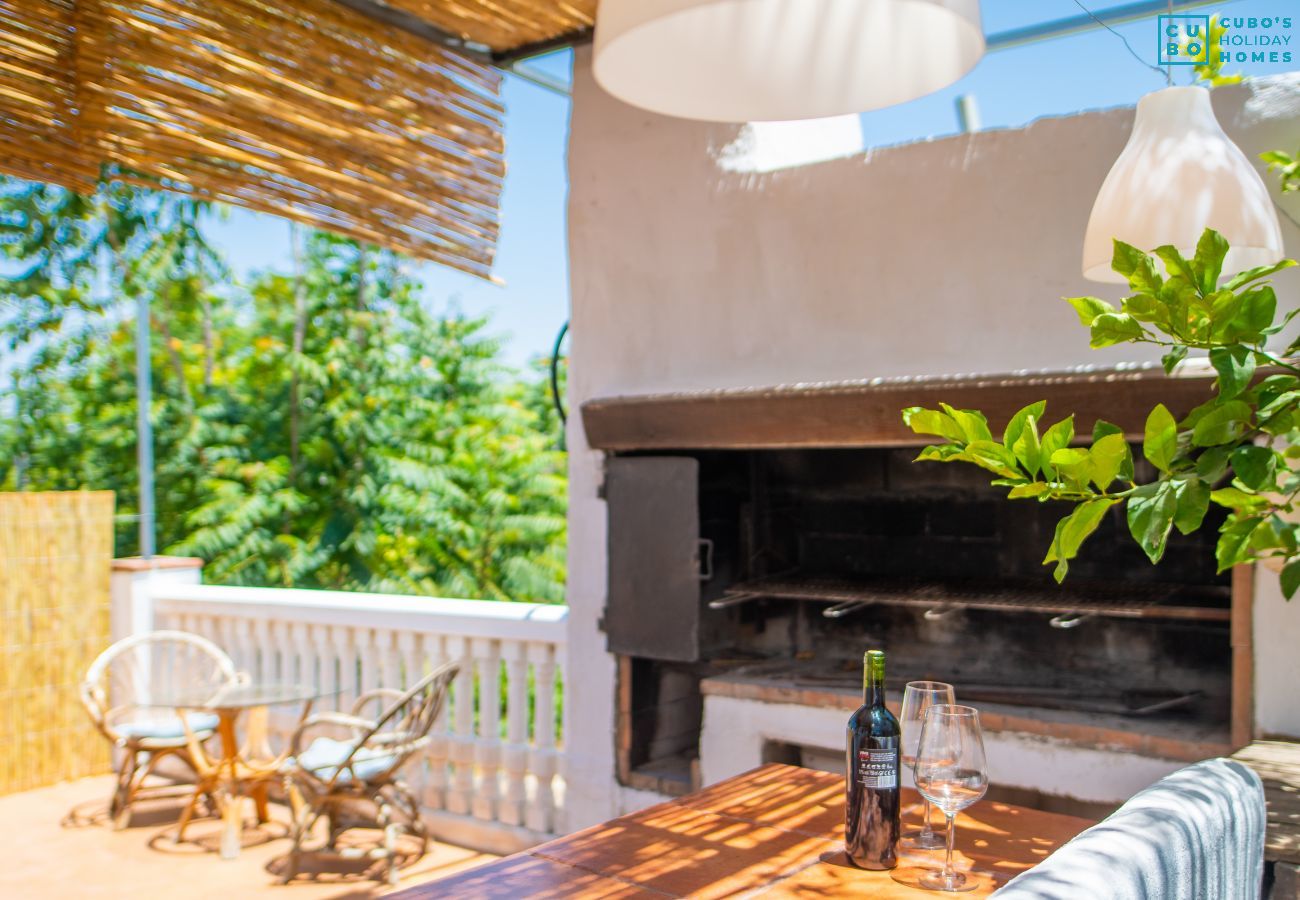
[914,705,989,893]
[900,681,956,850]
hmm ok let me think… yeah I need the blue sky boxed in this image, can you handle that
[206,0,1298,369]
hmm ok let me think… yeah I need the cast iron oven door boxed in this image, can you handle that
[604,456,701,662]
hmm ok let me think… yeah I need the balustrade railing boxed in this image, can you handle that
[134,578,567,849]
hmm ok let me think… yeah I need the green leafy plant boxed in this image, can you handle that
[903,229,1300,594]
[1192,15,1243,87]
[1262,150,1299,195]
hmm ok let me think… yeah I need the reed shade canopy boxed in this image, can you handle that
[0,0,510,278]
[1082,86,1284,283]
[593,0,985,122]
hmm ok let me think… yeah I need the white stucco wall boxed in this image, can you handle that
[563,52,1300,829]
[1251,566,1300,739]
[699,695,1184,806]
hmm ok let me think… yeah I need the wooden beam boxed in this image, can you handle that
[1231,563,1256,749]
[492,27,594,64]
[328,0,493,60]
[580,365,1221,451]
[615,655,632,787]
[328,0,593,65]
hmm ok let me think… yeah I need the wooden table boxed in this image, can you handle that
[1233,740,1300,895]
[401,763,1095,898]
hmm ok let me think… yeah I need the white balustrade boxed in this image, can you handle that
[138,580,568,848]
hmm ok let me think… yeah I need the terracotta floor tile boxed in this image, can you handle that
[0,775,495,899]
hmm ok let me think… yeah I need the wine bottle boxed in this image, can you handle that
[845,649,901,870]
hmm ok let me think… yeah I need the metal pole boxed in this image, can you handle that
[507,61,572,97]
[12,371,26,490]
[133,288,156,559]
[956,94,981,133]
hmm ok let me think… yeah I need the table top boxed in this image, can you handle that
[138,681,320,711]
[402,763,1096,899]
[1232,740,1300,865]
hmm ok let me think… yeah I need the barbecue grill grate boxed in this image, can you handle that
[713,574,1231,625]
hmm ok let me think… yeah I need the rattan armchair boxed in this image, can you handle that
[80,630,238,828]
[280,662,458,885]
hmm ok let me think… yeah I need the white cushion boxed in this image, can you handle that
[993,757,1266,900]
[293,736,397,783]
[116,711,220,741]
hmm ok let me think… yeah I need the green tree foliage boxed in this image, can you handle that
[1,178,567,602]
[904,229,1300,594]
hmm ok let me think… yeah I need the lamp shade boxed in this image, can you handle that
[592,0,985,122]
[1082,86,1284,283]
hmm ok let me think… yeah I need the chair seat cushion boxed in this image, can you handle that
[116,711,220,742]
[293,736,397,784]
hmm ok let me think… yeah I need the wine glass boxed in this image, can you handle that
[914,705,989,893]
[900,681,955,850]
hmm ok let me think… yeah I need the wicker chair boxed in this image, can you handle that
[280,662,459,885]
[80,630,238,829]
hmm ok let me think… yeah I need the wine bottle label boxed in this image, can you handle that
[856,748,898,789]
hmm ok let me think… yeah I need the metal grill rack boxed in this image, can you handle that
[711,574,1231,628]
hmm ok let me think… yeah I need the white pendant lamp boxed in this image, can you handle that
[592,0,985,123]
[1082,86,1284,283]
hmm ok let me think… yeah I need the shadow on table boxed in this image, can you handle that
[398,764,1095,899]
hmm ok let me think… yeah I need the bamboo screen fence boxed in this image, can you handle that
[0,491,115,795]
[0,0,506,278]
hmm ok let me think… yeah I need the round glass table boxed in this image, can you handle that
[145,681,324,859]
